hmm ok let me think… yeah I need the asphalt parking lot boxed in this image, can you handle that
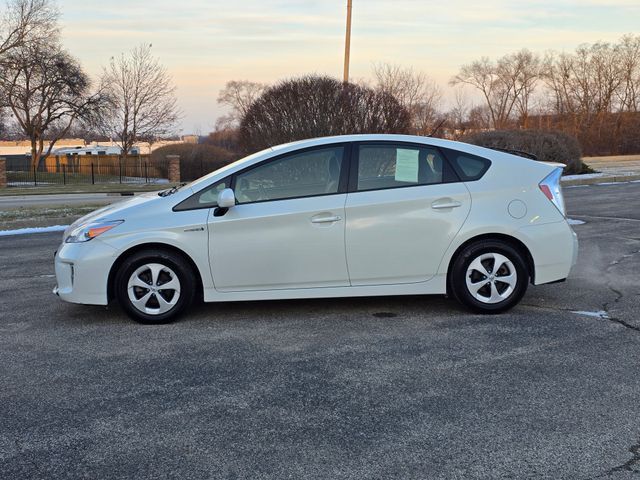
[1,182,639,479]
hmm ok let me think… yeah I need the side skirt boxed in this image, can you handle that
[203,275,447,302]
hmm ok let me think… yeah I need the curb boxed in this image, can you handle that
[561,174,640,186]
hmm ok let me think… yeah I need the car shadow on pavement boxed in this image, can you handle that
[56,294,469,327]
[186,294,469,324]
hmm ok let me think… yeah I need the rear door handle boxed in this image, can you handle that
[311,215,342,223]
[431,199,462,209]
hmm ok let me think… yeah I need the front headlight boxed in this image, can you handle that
[65,220,124,243]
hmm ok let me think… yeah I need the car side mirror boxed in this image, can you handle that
[214,188,236,217]
[217,188,236,208]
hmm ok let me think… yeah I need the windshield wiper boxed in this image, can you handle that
[158,182,187,197]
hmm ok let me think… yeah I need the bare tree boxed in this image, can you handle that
[97,44,180,155]
[617,34,640,112]
[451,57,516,129]
[498,49,542,128]
[216,80,267,129]
[448,34,640,155]
[239,75,410,153]
[542,42,625,149]
[0,0,58,57]
[467,105,493,130]
[374,63,428,112]
[451,50,543,130]
[446,87,471,138]
[0,0,58,134]
[545,44,623,118]
[0,42,103,167]
[373,63,442,135]
[0,108,7,137]
[451,57,503,129]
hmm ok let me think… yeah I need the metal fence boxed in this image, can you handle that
[7,155,169,187]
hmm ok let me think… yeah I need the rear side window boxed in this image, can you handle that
[355,144,452,192]
[445,150,491,181]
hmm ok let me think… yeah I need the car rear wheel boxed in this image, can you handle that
[450,240,529,313]
[115,249,196,324]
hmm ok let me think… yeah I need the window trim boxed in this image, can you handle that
[347,141,460,194]
[229,142,352,206]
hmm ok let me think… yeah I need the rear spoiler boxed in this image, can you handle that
[540,161,566,169]
[486,146,538,161]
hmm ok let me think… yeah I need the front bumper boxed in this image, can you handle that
[54,239,118,305]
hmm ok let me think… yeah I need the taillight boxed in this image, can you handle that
[539,168,566,217]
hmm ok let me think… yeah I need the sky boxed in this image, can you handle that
[57,0,640,134]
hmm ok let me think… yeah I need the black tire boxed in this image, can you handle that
[114,249,196,324]
[449,240,529,314]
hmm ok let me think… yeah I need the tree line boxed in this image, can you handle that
[213,34,640,157]
[2,0,638,167]
[451,35,640,155]
[0,0,180,167]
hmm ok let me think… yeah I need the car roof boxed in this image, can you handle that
[274,133,545,167]
[269,134,492,157]
[185,134,538,192]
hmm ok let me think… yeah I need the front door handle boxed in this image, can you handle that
[431,199,462,209]
[311,215,342,224]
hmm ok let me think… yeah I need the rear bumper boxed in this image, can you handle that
[517,220,578,285]
[54,239,117,306]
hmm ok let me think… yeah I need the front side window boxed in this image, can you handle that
[356,144,447,192]
[173,179,227,211]
[235,146,344,204]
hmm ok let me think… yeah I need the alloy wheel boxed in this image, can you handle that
[465,252,518,304]
[127,263,181,315]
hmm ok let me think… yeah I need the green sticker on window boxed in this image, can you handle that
[395,149,419,183]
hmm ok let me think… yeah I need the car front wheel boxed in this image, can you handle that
[115,249,196,324]
[450,240,529,314]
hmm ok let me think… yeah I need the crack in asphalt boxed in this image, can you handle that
[607,438,640,475]
[602,286,640,333]
[581,246,640,479]
[589,439,640,478]
[522,242,640,339]
[601,246,640,333]
[524,241,640,336]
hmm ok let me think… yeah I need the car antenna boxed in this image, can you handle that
[428,118,446,137]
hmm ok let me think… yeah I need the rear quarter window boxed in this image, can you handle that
[443,149,491,181]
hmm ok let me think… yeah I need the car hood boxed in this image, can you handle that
[63,192,163,237]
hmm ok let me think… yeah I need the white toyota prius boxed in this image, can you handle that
[54,134,578,324]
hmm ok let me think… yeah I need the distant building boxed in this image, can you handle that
[181,135,199,144]
[0,138,86,157]
[52,145,140,156]
[0,136,198,157]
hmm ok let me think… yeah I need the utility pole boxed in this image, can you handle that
[343,0,352,83]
